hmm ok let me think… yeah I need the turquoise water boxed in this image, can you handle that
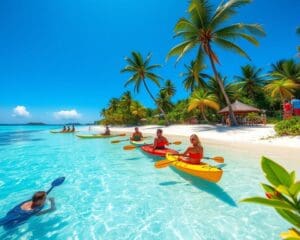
[0,125,290,239]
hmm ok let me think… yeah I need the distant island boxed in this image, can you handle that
[26,122,47,125]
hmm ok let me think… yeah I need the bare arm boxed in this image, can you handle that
[36,198,56,216]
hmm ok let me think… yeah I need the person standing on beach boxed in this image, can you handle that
[130,127,143,141]
[178,134,203,164]
[283,100,292,119]
[103,125,110,135]
[153,129,169,149]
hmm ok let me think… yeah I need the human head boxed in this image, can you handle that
[31,191,47,208]
[156,129,163,136]
[134,127,139,132]
[190,134,201,146]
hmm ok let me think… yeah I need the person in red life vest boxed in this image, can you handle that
[178,134,203,165]
[153,129,169,150]
[283,100,293,119]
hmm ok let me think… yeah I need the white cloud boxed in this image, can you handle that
[12,106,30,118]
[54,109,81,120]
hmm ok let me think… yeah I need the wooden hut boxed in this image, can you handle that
[218,100,261,125]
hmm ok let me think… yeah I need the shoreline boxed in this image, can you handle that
[86,124,300,171]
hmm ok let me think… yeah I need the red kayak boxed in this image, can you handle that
[140,145,178,157]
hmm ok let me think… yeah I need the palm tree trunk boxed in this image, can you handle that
[200,106,208,121]
[142,78,169,125]
[207,49,238,126]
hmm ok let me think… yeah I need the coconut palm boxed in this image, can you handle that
[156,90,174,113]
[161,80,176,98]
[121,51,168,123]
[234,65,265,99]
[208,74,236,107]
[188,88,220,121]
[181,60,210,92]
[264,79,300,103]
[130,101,147,122]
[269,60,300,83]
[108,98,119,112]
[167,0,265,125]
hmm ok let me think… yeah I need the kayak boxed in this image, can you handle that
[141,145,178,157]
[76,133,125,139]
[166,153,223,183]
[50,130,77,134]
[130,140,146,146]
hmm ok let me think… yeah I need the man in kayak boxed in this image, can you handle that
[103,125,110,135]
[153,129,169,149]
[70,125,75,132]
[178,134,203,164]
[21,191,56,215]
[61,126,67,132]
[130,127,143,141]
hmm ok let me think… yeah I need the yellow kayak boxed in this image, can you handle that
[50,130,77,134]
[166,153,223,183]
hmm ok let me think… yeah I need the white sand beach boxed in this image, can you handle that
[88,124,300,172]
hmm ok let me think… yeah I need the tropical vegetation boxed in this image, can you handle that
[241,156,300,239]
[98,0,300,129]
[275,117,300,136]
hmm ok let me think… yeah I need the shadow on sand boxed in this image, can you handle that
[170,167,237,207]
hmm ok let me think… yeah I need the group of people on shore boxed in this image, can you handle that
[130,127,203,165]
[283,98,300,119]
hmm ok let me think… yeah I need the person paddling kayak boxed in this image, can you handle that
[178,134,203,164]
[153,129,169,150]
[21,191,56,215]
[130,127,143,141]
[103,125,111,135]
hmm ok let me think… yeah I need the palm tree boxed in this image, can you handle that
[188,88,220,121]
[130,101,146,123]
[264,79,300,103]
[156,90,174,113]
[208,74,236,107]
[108,98,119,112]
[234,65,265,99]
[267,60,300,100]
[167,0,265,125]
[181,60,209,92]
[269,60,300,83]
[161,80,176,98]
[121,51,168,123]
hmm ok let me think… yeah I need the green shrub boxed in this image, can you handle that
[241,156,300,239]
[275,117,300,136]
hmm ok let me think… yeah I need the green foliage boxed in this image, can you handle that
[275,117,300,136]
[241,156,300,238]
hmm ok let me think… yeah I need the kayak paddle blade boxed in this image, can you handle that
[123,145,136,150]
[211,156,224,163]
[154,159,177,169]
[51,177,65,187]
[118,133,126,137]
[171,141,181,145]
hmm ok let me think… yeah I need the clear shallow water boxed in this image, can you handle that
[0,125,290,239]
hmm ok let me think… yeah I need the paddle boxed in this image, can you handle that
[46,177,66,194]
[123,141,182,150]
[111,136,150,144]
[154,156,224,169]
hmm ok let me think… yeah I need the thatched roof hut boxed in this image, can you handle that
[218,100,261,115]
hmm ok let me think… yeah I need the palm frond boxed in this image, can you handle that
[214,37,250,60]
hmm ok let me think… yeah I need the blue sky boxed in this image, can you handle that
[0,0,299,124]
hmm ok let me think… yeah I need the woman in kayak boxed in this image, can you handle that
[21,191,56,215]
[178,134,203,164]
[103,125,110,135]
[153,129,169,149]
[70,125,75,132]
[130,127,143,141]
[62,126,67,132]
